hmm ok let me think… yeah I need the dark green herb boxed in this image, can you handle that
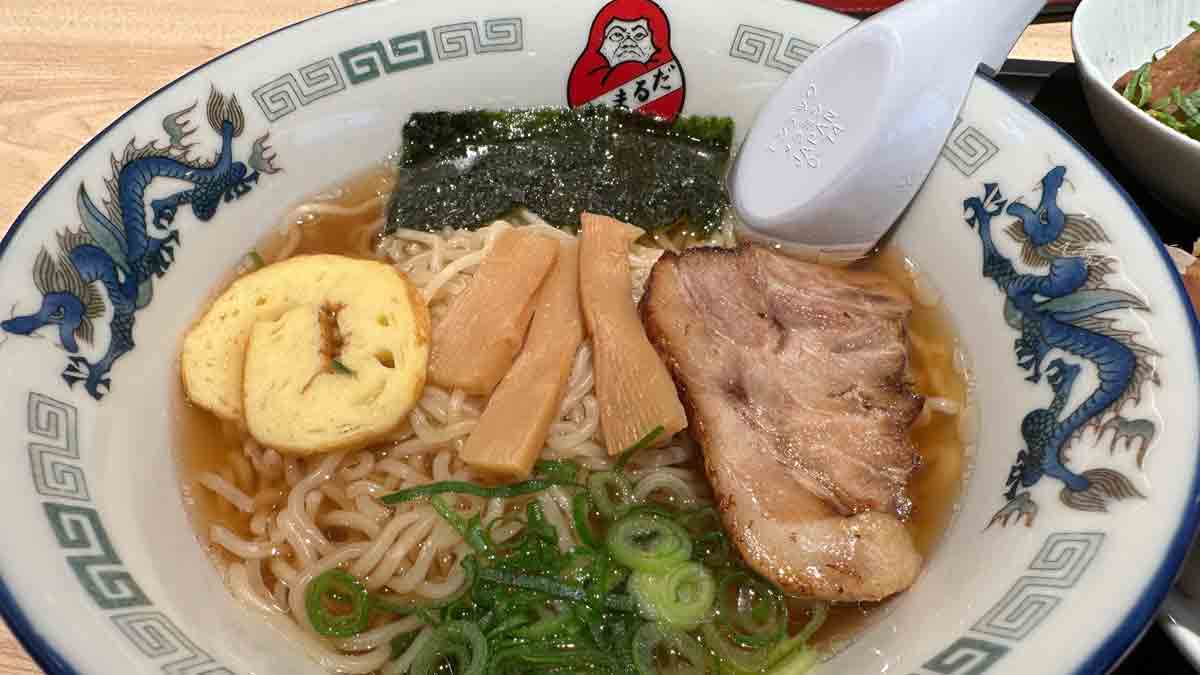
[474,564,638,613]
[330,359,355,376]
[409,620,487,675]
[430,495,492,554]
[387,107,734,236]
[572,492,603,550]
[1121,21,1200,142]
[533,458,582,484]
[381,477,581,505]
[317,422,826,674]
[1122,62,1153,108]
[632,623,708,675]
[389,631,417,660]
[614,426,665,472]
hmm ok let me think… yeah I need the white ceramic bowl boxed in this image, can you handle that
[1073,2,1200,664]
[1073,0,1200,218]
[1,2,1198,674]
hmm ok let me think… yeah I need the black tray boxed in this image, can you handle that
[996,59,1195,674]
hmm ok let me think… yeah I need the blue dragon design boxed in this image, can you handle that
[965,166,1160,528]
[2,89,279,400]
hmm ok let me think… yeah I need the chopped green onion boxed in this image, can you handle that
[765,602,829,669]
[381,477,580,505]
[478,610,527,637]
[622,503,679,520]
[615,425,666,471]
[1122,62,1153,108]
[588,471,635,520]
[1175,87,1200,126]
[561,547,628,599]
[759,604,827,674]
[607,511,692,573]
[490,641,624,674]
[389,631,419,660]
[716,570,789,648]
[702,622,772,672]
[474,564,637,613]
[680,506,732,567]
[430,495,491,553]
[633,623,709,675]
[305,569,371,637]
[1150,109,1189,131]
[767,646,821,675]
[1190,19,1200,31]
[534,458,581,483]
[793,602,828,645]
[629,562,716,630]
[410,620,487,675]
[513,601,573,639]
[572,492,603,549]
[1121,66,1141,102]
[1136,67,1153,107]
[482,514,521,547]
[330,358,355,376]
[307,416,822,672]
[693,531,732,568]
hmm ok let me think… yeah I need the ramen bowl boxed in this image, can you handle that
[1,1,1198,674]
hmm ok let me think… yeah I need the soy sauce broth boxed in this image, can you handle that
[176,164,970,657]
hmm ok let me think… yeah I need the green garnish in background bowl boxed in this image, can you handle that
[1119,20,1200,141]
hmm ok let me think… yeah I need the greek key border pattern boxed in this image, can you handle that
[941,117,1001,177]
[28,391,89,500]
[339,31,434,85]
[251,58,346,123]
[727,24,1000,179]
[432,18,523,60]
[728,23,819,73]
[111,612,235,675]
[906,532,1105,675]
[252,17,524,122]
[25,391,237,673]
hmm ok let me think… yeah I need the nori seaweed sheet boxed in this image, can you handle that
[386,107,734,234]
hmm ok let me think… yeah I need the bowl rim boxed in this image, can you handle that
[2,3,1199,674]
[1071,0,1200,154]
[1071,4,1200,665]
[1000,78,1200,674]
[0,3,365,674]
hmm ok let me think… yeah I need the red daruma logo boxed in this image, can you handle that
[567,0,686,120]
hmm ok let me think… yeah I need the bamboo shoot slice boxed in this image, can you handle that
[579,212,687,455]
[461,240,585,478]
[428,229,559,395]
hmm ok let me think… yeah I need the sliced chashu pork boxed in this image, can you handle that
[641,245,924,602]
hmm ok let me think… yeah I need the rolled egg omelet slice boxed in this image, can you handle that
[181,254,430,455]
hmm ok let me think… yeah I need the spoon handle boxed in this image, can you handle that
[878,0,1046,75]
[728,0,1047,262]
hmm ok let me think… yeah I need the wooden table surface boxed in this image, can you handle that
[0,3,1071,672]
